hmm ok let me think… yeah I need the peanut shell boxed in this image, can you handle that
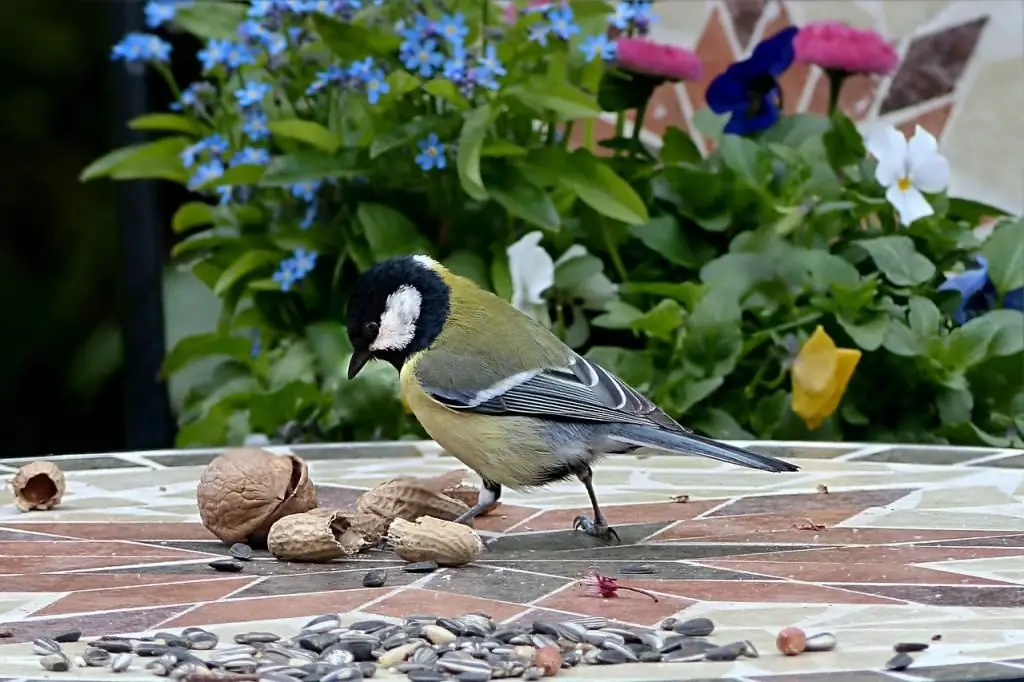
[348,511,392,544]
[197,448,318,546]
[268,509,366,561]
[388,516,484,566]
[10,461,66,512]
[356,477,469,522]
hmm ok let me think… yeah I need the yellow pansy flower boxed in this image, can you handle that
[790,325,862,430]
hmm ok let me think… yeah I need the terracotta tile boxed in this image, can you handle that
[700,527,1018,547]
[35,577,254,616]
[760,10,812,116]
[724,0,766,50]
[162,588,379,627]
[0,556,186,573]
[0,528,61,541]
[897,102,954,142]
[0,573,249,592]
[805,71,882,120]
[472,504,538,534]
[0,540,213,558]
[649,509,866,541]
[720,546,1024,564]
[518,500,720,532]
[846,584,1024,608]
[921,533,1024,548]
[621,579,903,605]
[684,6,735,115]
[0,522,218,541]
[534,584,692,625]
[699,560,1016,586]
[881,17,988,113]
[369,588,525,621]
[0,606,189,644]
[567,118,617,155]
[709,488,916,517]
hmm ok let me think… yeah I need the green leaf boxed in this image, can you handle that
[628,214,710,269]
[443,251,490,288]
[196,163,265,190]
[660,127,702,164]
[357,202,432,260]
[554,254,603,290]
[558,149,648,225]
[682,287,743,377]
[936,387,973,425]
[693,409,755,440]
[673,377,724,415]
[268,119,342,153]
[311,13,400,60]
[908,296,942,337]
[306,322,353,383]
[596,70,663,112]
[162,333,253,376]
[620,281,703,308]
[717,135,768,184]
[259,149,365,185]
[883,320,924,357]
[837,314,889,351]
[855,235,936,286]
[592,300,644,329]
[505,77,602,120]
[692,108,727,141]
[823,109,866,170]
[481,140,528,157]
[456,105,492,201]
[213,250,282,296]
[369,115,444,159]
[632,299,684,340]
[946,197,1010,223]
[175,407,232,447]
[980,218,1024,294]
[947,309,1024,369]
[483,163,560,231]
[423,78,470,110]
[171,202,217,233]
[172,1,248,39]
[128,113,204,136]
[80,136,190,183]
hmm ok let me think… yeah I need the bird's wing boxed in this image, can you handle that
[413,346,683,432]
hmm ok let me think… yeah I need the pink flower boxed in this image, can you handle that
[794,21,898,75]
[615,38,702,81]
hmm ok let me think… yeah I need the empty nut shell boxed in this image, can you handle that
[11,461,65,512]
[268,509,367,561]
[387,516,484,566]
[356,478,469,523]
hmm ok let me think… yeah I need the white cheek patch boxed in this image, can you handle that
[370,284,423,351]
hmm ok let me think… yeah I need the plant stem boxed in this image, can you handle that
[613,112,625,157]
[825,69,850,115]
[562,120,575,148]
[583,119,595,150]
[631,99,649,154]
[555,300,566,341]
[601,221,629,282]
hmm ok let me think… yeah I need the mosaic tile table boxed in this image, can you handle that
[2,440,1024,682]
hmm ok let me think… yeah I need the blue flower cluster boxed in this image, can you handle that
[397,12,505,94]
[144,0,186,29]
[273,248,319,292]
[307,58,391,105]
[522,3,580,47]
[180,134,230,191]
[608,1,656,33]
[110,32,172,65]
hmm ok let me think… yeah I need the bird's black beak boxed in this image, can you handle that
[347,348,372,380]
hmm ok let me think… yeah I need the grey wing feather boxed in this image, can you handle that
[422,352,684,432]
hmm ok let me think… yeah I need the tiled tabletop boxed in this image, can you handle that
[2,440,1024,681]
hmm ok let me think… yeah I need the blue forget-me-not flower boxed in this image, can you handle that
[242,112,271,142]
[416,134,446,171]
[235,81,272,109]
[144,0,187,29]
[111,33,172,64]
[581,35,617,63]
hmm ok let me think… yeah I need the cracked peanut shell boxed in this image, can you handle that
[197,448,318,547]
[356,477,469,523]
[388,516,484,566]
[267,509,366,561]
[10,461,65,512]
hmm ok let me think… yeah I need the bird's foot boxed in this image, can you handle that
[572,515,621,543]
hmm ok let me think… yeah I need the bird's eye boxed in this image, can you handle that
[363,321,379,337]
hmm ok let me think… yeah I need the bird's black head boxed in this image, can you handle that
[345,255,451,379]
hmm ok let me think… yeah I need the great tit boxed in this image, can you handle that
[346,255,799,542]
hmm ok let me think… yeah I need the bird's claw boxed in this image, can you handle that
[572,515,621,543]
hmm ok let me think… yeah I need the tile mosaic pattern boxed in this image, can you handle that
[592,0,1024,214]
[1,440,1024,681]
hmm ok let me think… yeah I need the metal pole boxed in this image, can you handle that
[110,1,175,450]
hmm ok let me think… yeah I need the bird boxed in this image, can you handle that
[345,254,800,542]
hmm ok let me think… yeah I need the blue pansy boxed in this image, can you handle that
[416,134,446,171]
[111,33,172,64]
[938,255,1024,325]
[705,26,798,136]
[171,81,214,112]
[608,1,656,31]
[581,35,617,63]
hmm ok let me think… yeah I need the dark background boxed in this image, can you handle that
[0,1,192,457]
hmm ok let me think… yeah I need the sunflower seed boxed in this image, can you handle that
[458,614,495,636]
[438,656,493,675]
[704,641,747,662]
[213,645,257,660]
[530,634,558,649]
[229,542,254,560]
[403,561,439,573]
[154,632,189,648]
[408,670,447,682]
[358,661,378,677]
[256,673,297,682]
[321,667,363,682]
[523,665,545,681]
[584,630,623,647]
[303,613,343,633]
[31,637,61,655]
[234,631,281,644]
[619,563,657,574]
[530,621,559,637]
[351,619,391,633]
[740,639,760,658]
[638,649,663,662]
[886,652,914,671]
[600,627,641,643]
[170,661,210,679]
[91,637,133,653]
[603,640,639,662]
[376,640,423,666]
[52,629,81,643]
[805,632,837,652]
[39,652,69,671]
[894,642,928,653]
[134,642,167,657]
[184,628,218,650]
[561,650,581,667]
[360,568,387,587]
[674,617,715,637]
[659,617,679,631]
[554,621,587,643]
[298,632,340,653]
[209,558,244,572]
[145,658,171,676]
[590,648,629,664]
[336,639,376,661]
[110,652,133,672]
[322,647,356,666]
[423,624,457,645]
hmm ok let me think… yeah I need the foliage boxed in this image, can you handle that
[86,0,1024,449]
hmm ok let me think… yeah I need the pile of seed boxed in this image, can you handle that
[28,613,842,680]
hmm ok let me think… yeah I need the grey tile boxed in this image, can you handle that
[103,553,402,577]
[745,444,858,460]
[480,559,772,582]
[982,454,1024,470]
[0,456,142,471]
[847,584,1024,608]
[750,673,904,682]
[482,523,678,557]
[424,565,571,603]
[859,447,996,465]
[908,661,1024,681]
[0,605,189,644]
[147,442,427,467]
[710,488,916,517]
[234,567,418,598]
[147,452,220,467]
[917,534,1024,548]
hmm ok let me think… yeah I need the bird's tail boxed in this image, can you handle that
[607,424,800,473]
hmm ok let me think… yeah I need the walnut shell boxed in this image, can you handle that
[267,509,366,562]
[197,448,318,547]
[10,461,65,512]
[388,516,484,566]
[357,477,469,523]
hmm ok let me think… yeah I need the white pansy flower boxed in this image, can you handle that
[865,123,950,226]
[507,231,555,323]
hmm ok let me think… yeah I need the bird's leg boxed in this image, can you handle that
[452,480,501,550]
[571,464,620,543]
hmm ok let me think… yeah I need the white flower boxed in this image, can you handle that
[865,124,950,226]
[507,231,555,323]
